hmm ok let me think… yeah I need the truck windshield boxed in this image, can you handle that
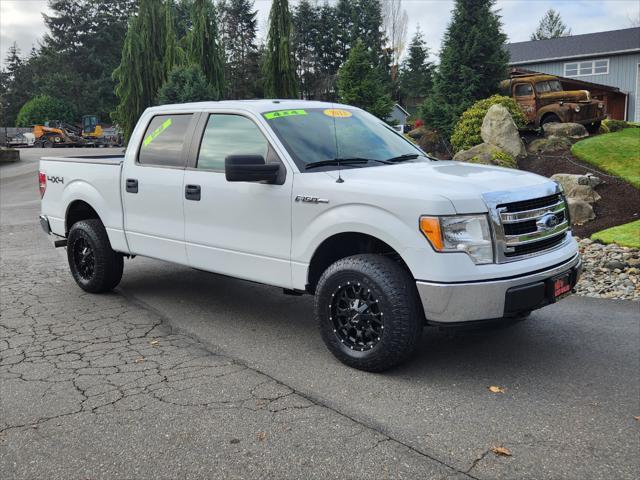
[262,108,426,171]
[535,80,563,93]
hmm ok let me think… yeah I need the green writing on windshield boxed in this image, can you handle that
[143,118,172,147]
[264,109,307,120]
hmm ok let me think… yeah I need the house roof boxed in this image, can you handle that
[507,27,640,65]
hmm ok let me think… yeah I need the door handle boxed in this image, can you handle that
[126,178,138,193]
[185,184,201,201]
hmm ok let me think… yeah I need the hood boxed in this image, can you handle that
[324,160,552,213]
[539,89,591,104]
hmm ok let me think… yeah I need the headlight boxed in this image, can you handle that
[420,215,494,264]
[598,103,604,109]
[574,105,581,112]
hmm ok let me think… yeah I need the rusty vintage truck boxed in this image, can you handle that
[499,74,606,133]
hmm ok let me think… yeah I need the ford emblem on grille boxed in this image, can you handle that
[537,212,560,231]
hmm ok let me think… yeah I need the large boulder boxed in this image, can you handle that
[480,104,526,158]
[566,197,595,225]
[527,135,572,154]
[542,122,588,139]
[0,148,20,163]
[551,173,602,203]
[453,143,517,168]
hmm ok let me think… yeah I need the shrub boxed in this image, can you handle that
[450,95,527,153]
[158,64,218,105]
[602,119,638,133]
[598,122,610,134]
[491,151,517,168]
[15,94,75,127]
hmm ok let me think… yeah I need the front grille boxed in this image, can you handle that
[498,193,561,213]
[496,193,569,261]
[504,232,567,257]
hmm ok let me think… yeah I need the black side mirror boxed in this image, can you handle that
[225,155,280,183]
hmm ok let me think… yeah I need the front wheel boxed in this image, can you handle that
[67,219,123,293]
[314,254,423,372]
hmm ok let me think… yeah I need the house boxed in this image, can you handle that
[506,27,640,121]
[388,103,410,132]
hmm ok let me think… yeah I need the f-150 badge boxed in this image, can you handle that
[295,195,329,204]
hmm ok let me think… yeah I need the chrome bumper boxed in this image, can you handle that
[416,254,581,323]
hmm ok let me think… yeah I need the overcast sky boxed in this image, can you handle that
[1,0,639,68]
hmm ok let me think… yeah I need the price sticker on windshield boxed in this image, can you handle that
[264,109,307,120]
[323,109,352,118]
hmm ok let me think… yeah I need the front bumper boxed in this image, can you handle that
[416,254,581,323]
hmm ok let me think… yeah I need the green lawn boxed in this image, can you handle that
[571,128,640,189]
[591,220,640,249]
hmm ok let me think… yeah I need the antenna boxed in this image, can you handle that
[331,102,344,183]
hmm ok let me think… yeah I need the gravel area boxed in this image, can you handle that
[575,237,640,301]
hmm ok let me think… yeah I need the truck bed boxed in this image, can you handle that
[41,154,125,165]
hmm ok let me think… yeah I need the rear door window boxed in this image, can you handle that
[138,114,193,167]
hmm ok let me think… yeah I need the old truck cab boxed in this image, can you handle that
[500,74,606,132]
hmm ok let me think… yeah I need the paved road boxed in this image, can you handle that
[1,149,639,479]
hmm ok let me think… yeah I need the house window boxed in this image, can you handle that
[564,59,609,77]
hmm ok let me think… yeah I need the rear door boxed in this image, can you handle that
[513,82,537,124]
[122,113,197,264]
[183,112,293,287]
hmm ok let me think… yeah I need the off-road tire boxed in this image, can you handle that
[315,254,423,372]
[67,219,123,293]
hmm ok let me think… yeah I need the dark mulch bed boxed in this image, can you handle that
[518,150,640,237]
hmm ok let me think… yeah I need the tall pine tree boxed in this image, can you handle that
[113,0,168,140]
[399,27,434,107]
[531,9,571,40]
[292,0,320,99]
[263,0,298,98]
[219,0,260,99]
[188,0,224,99]
[338,38,392,119]
[420,0,508,138]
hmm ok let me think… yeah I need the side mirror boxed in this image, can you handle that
[225,155,280,183]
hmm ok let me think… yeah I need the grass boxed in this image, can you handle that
[571,128,640,189]
[591,220,640,249]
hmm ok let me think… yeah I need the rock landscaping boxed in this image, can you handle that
[575,237,639,301]
[542,122,589,140]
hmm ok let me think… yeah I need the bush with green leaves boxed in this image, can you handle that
[602,119,638,133]
[158,64,218,105]
[15,94,75,127]
[450,95,527,153]
[490,151,516,168]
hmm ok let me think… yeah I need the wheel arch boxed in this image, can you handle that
[65,200,100,235]
[306,231,412,294]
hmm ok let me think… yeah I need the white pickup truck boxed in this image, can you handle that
[39,100,581,371]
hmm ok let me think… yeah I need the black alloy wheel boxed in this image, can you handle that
[330,281,384,352]
[73,237,95,280]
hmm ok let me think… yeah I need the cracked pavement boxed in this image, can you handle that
[1,149,639,479]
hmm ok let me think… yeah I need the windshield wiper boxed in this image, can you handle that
[384,153,421,163]
[305,158,371,170]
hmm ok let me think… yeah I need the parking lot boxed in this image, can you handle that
[1,149,639,479]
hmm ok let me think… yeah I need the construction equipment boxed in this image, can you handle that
[81,115,123,147]
[33,121,85,148]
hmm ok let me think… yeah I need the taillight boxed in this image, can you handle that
[39,171,46,198]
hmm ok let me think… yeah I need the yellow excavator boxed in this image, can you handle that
[32,115,122,147]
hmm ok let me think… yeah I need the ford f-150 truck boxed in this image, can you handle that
[39,100,581,372]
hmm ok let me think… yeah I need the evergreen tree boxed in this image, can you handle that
[399,27,433,105]
[531,9,572,40]
[158,64,217,104]
[420,0,508,138]
[219,0,260,99]
[292,0,320,99]
[188,0,224,98]
[338,39,392,119]
[113,0,168,140]
[263,0,298,98]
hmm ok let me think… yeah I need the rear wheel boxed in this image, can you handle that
[315,254,423,372]
[67,219,123,293]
